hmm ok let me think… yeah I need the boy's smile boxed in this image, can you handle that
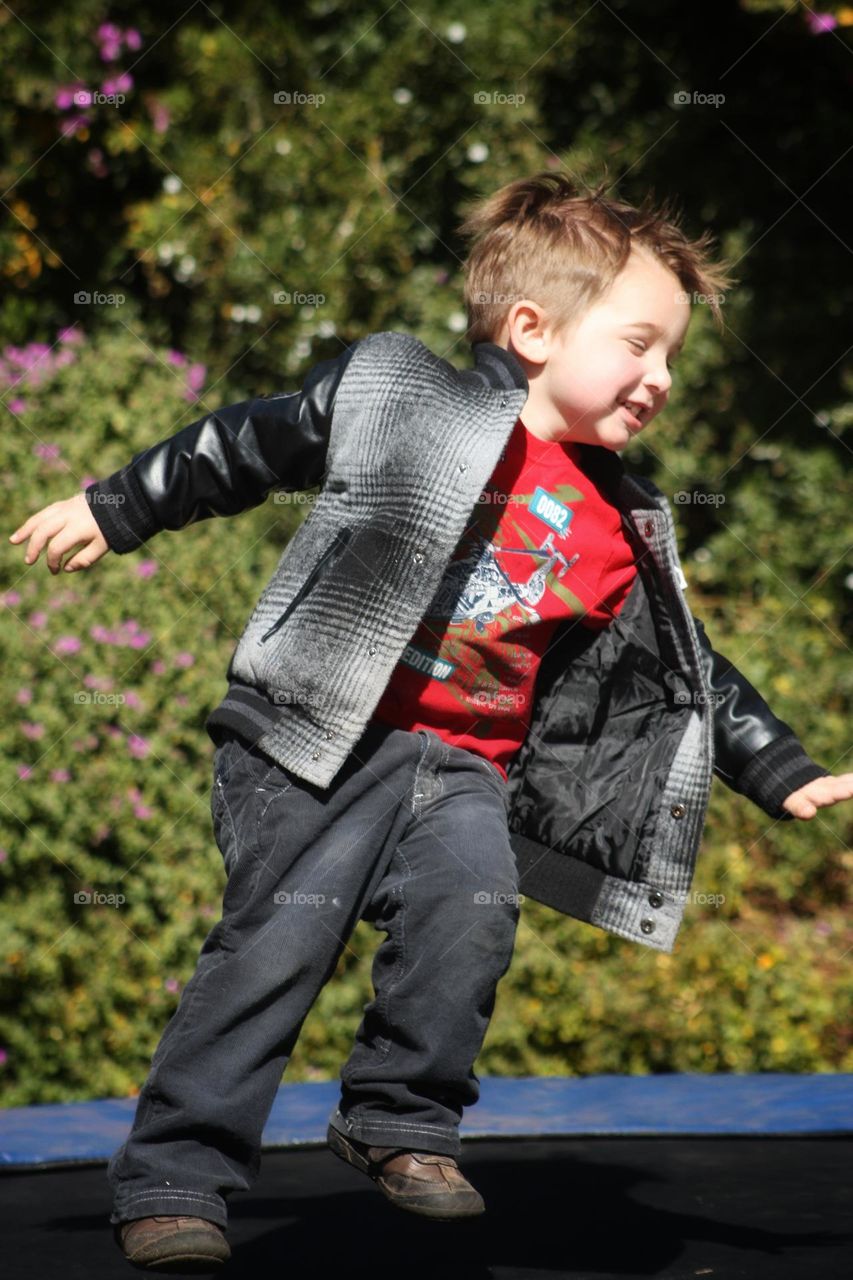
[499,246,692,450]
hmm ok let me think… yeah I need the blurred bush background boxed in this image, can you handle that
[1,0,851,1104]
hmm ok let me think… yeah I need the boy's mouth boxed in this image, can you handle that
[619,399,651,429]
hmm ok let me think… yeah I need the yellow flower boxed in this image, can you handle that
[757,953,775,970]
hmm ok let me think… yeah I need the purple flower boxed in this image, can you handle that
[17,765,33,780]
[15,688,32,704]
[806,13,838,34]
[7,398,26,414]
[174,651,195,668]
[135,560,158,578]
[127,735,150,759]
[166,349,188,367]
[164,977,180,993]
[124,691,143,709]
[124,29,143,51]
[150,659,167,675]
[54,635,82,654]
[28,611,48,628]
[34,443,62,460]
[2,592,22,607]
[97,23,121,42]
[58,325,84,344]
[21,722,45,739]
[50,769,71,783]
[0,1048,7,1064]
[99,41,121,62]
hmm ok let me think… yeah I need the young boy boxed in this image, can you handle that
[10,172,852,1271]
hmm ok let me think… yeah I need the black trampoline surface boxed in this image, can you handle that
[3,1135,851,1279]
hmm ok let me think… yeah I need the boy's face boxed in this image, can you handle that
[502,247,692,450]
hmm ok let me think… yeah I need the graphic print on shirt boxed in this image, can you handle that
[398,478,588,717]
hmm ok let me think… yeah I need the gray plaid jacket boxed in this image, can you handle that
[87,331,828,952]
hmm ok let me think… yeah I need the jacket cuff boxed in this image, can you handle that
[85,463,161,555]
[736,733,832,821]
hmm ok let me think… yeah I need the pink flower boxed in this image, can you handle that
[125,29,143,51]
[166,349,188,367]
[150,659,167,675]
[28,611,48,628]
[0,849,7,863]
[50,769,71,783]
[0,1048,7,1064]
[34,443,62,460]
[17,765,33,780]
[104,725,124,739]
[99,41,121,62]
[21,722,45,740]
[164,978,180,993]
[148,101,170,134]
[806,13,837,34]
[15,688,32,704]
[124,691,143,709]
[102,72,133,96]
[174,652,195,668]
[135,560,158,578]
[54,635,82,654]
[60,114,91,138]
[2,592,22,607]
[133,803,154,819]
[7,398,26,414]
[58,325,84,345]
[175,694,189,706]
[127,735,150,759]
[97,23,121,42]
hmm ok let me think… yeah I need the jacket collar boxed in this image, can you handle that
[471,341,529,391]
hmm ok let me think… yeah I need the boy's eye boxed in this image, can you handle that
[628,339,646,353]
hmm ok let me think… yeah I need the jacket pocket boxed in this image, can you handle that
[260,525,352,644]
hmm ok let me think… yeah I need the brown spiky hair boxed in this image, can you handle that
[456,171,737,346]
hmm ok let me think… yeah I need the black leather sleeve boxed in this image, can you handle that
[692,614,831,820]
[84,343,359,554]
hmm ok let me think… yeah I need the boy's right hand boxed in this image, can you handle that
[8,493,111,574]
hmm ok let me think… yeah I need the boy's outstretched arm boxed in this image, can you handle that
[692,614,852,822]
[8,344,358,570]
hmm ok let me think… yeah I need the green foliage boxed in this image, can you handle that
[1,1,851,1102]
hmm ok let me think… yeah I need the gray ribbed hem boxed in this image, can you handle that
[736,734,831,821]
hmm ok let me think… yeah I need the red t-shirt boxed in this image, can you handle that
[371,417,638,780]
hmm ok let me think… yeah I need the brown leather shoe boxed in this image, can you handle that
[113,1214,231,1272]
[327,1123,485,1219]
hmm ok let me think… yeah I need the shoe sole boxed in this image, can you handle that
[326,1123,485,1220]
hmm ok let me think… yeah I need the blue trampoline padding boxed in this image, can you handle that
[1,1073,851,1168]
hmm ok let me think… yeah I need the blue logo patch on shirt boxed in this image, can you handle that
[529,487,573,535]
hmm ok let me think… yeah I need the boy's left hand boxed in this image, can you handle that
[781,772,853,819]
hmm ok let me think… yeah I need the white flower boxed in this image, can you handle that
[446,22,466,42]
[275,138,292,156]
[467,142,489,163]
[157,243,174,263]
[231,304,246,322]
[162,175,182,195]
[245,305,261,323]
[447,311,467,332]
[393,87,412,104]
[317,319,337,337]
[178,255,196,274]
[337,219,354,238]
[293,338,312,359]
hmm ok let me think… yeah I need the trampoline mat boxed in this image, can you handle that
[2,1135,851,1278]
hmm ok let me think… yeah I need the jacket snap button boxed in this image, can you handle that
[640,918,656,934]
[458,462,468,473]
[500,398,507,408]
[648,891,664,908]
[311,750,321,760]
[670,803,686,819]
[368,645,376,656]
[643,520,654,538]
[413,551,423,564]
[323,730,335,740]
